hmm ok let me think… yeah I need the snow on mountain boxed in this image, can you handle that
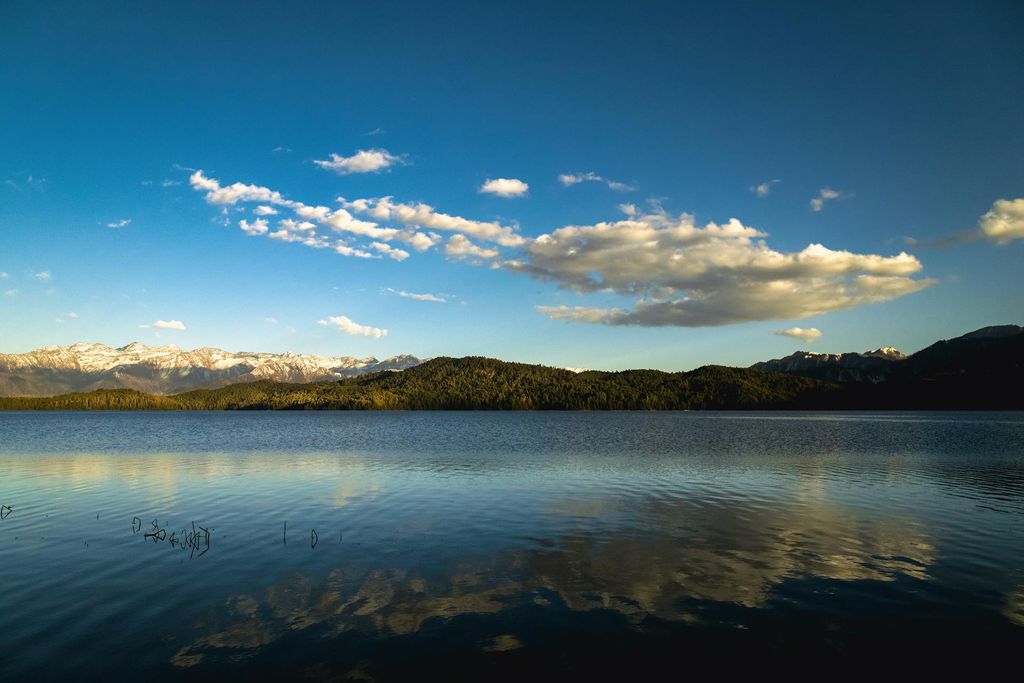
[750,346,906,382]
[0,342,423,396]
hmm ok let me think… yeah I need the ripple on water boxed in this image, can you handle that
[0,411,1022,679]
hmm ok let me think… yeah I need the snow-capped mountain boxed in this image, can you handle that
[0,342,423,396]
[751,347,906,382]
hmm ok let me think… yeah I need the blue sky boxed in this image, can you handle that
[2,0,1022,370]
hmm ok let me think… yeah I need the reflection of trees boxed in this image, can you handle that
[171,495,936,668]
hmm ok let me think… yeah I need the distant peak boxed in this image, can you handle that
[864,347,906,360]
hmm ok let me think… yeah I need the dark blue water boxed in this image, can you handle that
[1,412,1022,679]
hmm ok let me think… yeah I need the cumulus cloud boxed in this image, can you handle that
[334,243,375,258]
[318,315,388,338]
[151,319,186,330]
[480,178,529,197]
[313,149,403,175]
[322,208,398,240]
[751,179,780,197]
[191,169,521,271]
[190,170,284,205]
[978,198,1024,245]
[398,231,442,252]
[445,234,500,261]
[774,327,823,343]
[239,218,269,235]
[343,197,524,246]
[384,288,447,303]
[506,209,932,327]
[34,271,51,281]
[371,241,410,261]
[107,218,132,228]
[558,172,635,192]
[190,170,395,259]
[906,197,1024,248]
[810,187,842,212]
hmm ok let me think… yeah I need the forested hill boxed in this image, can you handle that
[0,350,1019,411]
[0,357,838,410]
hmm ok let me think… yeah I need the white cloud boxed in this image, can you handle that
[268,229,331,249]
[191,170,400,257]
[334,244,375,258]
[322,208,398,240]
[318,315,388,338]
[398,231,442,252]
[239,218,269,235]
[191,170,519,268]
[445,234,500,261]
[161,179,181,188]
[264,317,278,324]
[751,179,780,197]
[152,319,186,330]
[190,170,284,205]
[536,305,623,324]
[0,272,7,280]
[480,178,529,197]
[558,172,636,192]
[278,218,316,232]
[506,209,932,327]
[385,288,447,303]
[810,187,841,212]
[371,241,410,261]
[313,149,403,175]
[107,218,132,229]
[343,197,524,246]
[774,327,823,343]
[978,197,1024,244]
[3,289,16,297]
[34,271,51,281]
[67,312,78,319]
[294,205,331,221]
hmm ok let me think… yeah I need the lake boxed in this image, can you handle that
[1,411,1022,679]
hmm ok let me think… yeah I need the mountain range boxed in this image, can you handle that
[0,324,1020,409]
[0,342,422,396]
[751,347,906,383]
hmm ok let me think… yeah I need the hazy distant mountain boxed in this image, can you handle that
[750,347,906,382]
[0,342,423,396]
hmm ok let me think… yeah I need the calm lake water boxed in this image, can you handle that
[1,411,1023,679]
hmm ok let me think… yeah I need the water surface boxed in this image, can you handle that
[1,411,1023,679]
